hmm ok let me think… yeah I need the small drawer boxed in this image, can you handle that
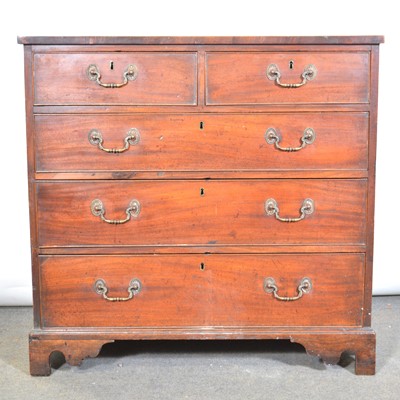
[33,52,197,105]
[206,52,369,104]
[39,254,364,328]
[36,179,367,247]
[35,112,369,173]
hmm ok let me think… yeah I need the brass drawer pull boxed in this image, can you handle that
[264,277,312,301]
[87,64,138,88]
[265,198,314,222]
[265,128,316,152]
[94,278,142,302]
[91,199,141,224]
[88,128,140,153]
[266,64,317,88]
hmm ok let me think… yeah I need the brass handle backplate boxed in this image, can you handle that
[87,64,138,88]
[88,128,140,153]
[91,199,141,224]
[94,278,142,302]
[265,128,316,152]
[266,64,317,88]
[264,277,312,301]
[265,198,314,222]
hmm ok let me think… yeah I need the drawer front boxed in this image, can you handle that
[206,52,369,104]
[35,113,368,172]
[37,180,367,247]
[34,53,197,105]
[39,254,364,327]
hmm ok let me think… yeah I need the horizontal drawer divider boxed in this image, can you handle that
[33,104,372,114]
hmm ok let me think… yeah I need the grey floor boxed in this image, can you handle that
[0,297,399,400]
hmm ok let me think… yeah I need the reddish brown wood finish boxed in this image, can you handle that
[23,45,42,329]
[32,103,372,117]
[34,170,369,181]
[20,36,382,375]
[30,44,375,57]
[206,52,370,104]
[39,254,364,328]
[292,330,376,375]
[363,46,380,326]
[34,113,369,173]
[36,180,367,247]
[29,338,113,376]
[38,245,366,255]
[34,52,197,105]
[28,329,375,375]
[17,36,384,45]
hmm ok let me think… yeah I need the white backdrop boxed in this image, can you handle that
[1,0,399,305]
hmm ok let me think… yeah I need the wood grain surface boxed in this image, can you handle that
[36,180,367,247]
[206,52,370,104]
[34,52,197,105]
[20,37,381,375]
[35,113,369,173]
[17,36,384,45]
[39,254,364,327]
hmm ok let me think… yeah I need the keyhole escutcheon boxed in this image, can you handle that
[289,60,294,69]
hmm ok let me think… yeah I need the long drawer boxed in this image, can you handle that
[39,254,364,328]
[35,113,369,172]
[206,52,370,104]
[33,52,197,105]
[37,180,367,247]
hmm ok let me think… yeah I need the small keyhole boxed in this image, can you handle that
[110,61,114,70]
[289,60,294,70]
[200,121,204,130]
[200,188,205,196]
[200,262,205,270]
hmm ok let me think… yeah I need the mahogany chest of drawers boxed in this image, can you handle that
[18,36,383,375]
